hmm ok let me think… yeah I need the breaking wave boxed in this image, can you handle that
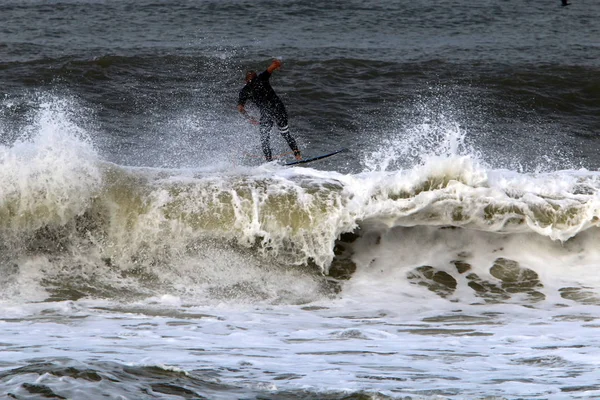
[2,96,600,305]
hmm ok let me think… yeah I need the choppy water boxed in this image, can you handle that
[1,1,600,399]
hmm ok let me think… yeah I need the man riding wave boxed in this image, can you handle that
[237,59,302,162]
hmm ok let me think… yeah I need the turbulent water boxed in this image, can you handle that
[1,1,600,399]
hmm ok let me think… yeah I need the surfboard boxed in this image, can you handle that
[284,148,348,166]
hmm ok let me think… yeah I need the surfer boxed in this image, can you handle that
[561,0,570,5]
[237,59,302,162]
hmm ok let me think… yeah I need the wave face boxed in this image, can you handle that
[2,97,600,307]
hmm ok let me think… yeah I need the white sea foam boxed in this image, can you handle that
[1,295,599,399]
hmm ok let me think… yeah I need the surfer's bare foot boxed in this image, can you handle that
[294,150,302,160]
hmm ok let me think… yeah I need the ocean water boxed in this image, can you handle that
[1,1,600,399]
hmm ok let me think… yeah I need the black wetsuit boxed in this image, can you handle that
[238,70,299,161]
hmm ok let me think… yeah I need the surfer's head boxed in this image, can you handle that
[245,70,257,83]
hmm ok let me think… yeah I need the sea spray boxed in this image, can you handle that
[0,96,101,234]
[362,86,481,172]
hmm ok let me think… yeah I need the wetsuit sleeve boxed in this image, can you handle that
[238,85,250,106]
[258,70,271,81]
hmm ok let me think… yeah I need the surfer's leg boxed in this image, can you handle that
[275,112,301,159]
[260,118,274,161]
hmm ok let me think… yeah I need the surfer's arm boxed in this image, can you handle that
[238,87,259,125]
[237,104,259,125]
